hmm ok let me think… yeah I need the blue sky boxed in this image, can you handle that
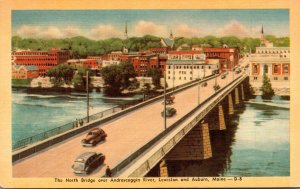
[12,10,289,39]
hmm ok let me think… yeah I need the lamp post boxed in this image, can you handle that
[86,70,89,123]
[198,64,200,105]
[163,68,167,130]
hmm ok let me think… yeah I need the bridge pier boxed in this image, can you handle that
[159,160,169,177]
[164,121,212,161]
[241,84,245,100]
[228,94,234,115]
[208,104,226,131]
[234,87,240,105]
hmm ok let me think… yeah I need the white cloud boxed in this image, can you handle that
[15,25,82,38]
[16,25,40,38]
[134,20,167,37]
[62,26,82,37]
[40,26,63,38]
[175,24,200,37]
[216,20,251,37]
[90,24,122,39]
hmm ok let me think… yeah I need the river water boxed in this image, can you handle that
[12,88,141,144]
[12,89,289,176]
[147,96,290,177]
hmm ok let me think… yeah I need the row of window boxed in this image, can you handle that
[16,58,58,61]
[168,65,212,69]
[168,76,193,81]
[16,63,57,67]
[253,65,289,74]
[257,50,290,54]
[253,76,289,80]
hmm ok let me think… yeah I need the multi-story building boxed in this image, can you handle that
[102,60,120,67]
[12,65,39,79]
[166,50,218,87]
[248,25,290,95]
[249,54,290,82]
[203,47,239,72]
[12,48,70,76]
[66,59,100,70]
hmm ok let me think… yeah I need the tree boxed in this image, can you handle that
[119,62,137,89]
[101,65,123,96]
[147,68,162,89]
[46,64,74,85]
[260,74,274,100]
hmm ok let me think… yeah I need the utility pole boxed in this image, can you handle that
[198,64,200,105]
[164,70,167,130]
[86,71,89,123]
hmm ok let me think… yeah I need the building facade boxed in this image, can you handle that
[166,50,217,87]
[12,48,70,76]
[203,47,239,72]
[12,65,39,79]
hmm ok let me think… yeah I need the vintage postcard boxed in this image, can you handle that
[0,0,299,188]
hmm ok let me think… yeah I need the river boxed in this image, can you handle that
[147,96,290,177]
[12,88,142,145]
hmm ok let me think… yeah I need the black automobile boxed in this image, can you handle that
[81,128,107,147]
[221,74,226,79]
[161,107,177,117]
[72,152,105,175]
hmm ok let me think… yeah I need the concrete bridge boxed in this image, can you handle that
[13,70,249,178]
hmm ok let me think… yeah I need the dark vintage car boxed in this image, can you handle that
[201,82,208,87]
[221,74,226,79]
[72,152,105,175]
[162,95,175,105]
[81,128,107,147]
[161,107,177,117]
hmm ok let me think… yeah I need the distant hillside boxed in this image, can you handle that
[12,35,289,58]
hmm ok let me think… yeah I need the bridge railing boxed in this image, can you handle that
[111,74,247,177]
[12,74,216,151]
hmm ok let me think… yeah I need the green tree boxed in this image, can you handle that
[119,62,137,89]
[101,65,123,96]
[46,64,74,85]
[260,74,275,100]
[147,68,162,89]
[101,62,137,96]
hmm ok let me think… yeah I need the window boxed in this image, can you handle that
[273,65,278,74]
[253,65,258,74]
[283,64,289,74]
[274,77,278,80]
[168,76,170,79]
[190,77,192,80]
[254,77,257,80]
[284,77,288,80]
[264,65,268,74]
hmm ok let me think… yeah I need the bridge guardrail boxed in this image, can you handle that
[111,74,247,177]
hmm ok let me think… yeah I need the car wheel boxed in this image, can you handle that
[92,141,97,146]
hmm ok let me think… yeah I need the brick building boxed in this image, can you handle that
[66,59,100,70]
[12,48,70,76]
[203,48,239,72]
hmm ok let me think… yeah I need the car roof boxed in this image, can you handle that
[76,152,97,161]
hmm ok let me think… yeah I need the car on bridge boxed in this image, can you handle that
[72,152,105,175]
[81,128,107,147]
[161,107,177,117]
[221,74,226,79]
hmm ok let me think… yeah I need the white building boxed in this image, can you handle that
[166,60,218,87]
[102,60,120,67]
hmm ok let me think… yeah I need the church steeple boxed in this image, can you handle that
[124,22,128,39]
[169,30,174,40]
[260,24,266,47]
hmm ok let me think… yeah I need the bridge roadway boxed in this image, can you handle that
[13,71,242,177]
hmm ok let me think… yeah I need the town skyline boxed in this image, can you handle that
[12,10,289,39]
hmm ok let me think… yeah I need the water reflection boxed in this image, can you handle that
[146,98,289,177]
